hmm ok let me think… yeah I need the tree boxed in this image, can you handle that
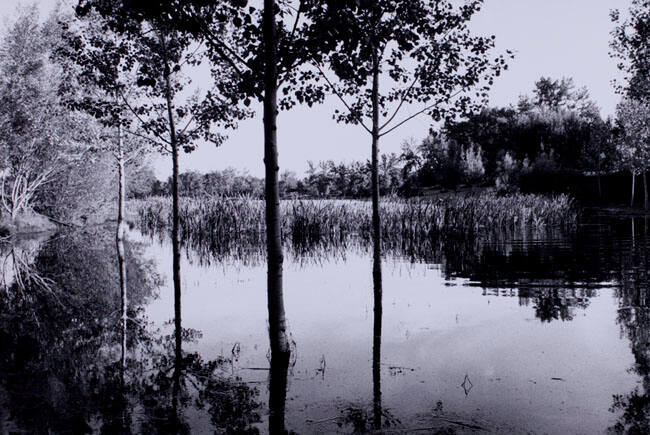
[519,77,600,120]
[127,164,158,198]
[0,7,95,225]
[616,99,650,209]
[301,0,509,284]
[75,0,248,387]
[611,1,650,101]
[59,10,151,370]
[148,2,346,403]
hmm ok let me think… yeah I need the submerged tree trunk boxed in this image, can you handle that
[268,347,290,434]
[171,297,183,431]
[643,170,648,210]
[372,248,383,431]
[264,0,290,358]
[630,171,636,207]
[116,122,128,373]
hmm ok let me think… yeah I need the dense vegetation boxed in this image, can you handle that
[0,5,648,234]
[131,192,577,257]
[139,77,645,205]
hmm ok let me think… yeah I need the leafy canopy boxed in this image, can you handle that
[296,0,512,136]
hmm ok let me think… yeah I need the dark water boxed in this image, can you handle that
[1,211,649,434]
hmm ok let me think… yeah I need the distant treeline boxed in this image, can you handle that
[135,77,642,204]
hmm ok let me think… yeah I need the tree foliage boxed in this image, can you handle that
[611,0,650,100]
[0,7,104,222]
[616,98,650,175]
[300,0,511,133]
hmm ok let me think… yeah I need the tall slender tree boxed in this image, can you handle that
[612,1,650,209]
[58,11,147,370]
[300,0,510,266]
[145,3,345,431]
[616,98,650,209]
[75,0,248,379]
[155,0,337,361]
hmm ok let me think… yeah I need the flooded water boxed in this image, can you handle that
[1,210,650,434]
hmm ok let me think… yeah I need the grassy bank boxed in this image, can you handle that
[129,193,577,252]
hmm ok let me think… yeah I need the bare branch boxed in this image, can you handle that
[119,91,172,146]
[178,111,197,137]
[379,89,463,138]
[313,65,372,134]
[379,75,419,132]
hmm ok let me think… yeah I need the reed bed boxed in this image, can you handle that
[129,193,577,261]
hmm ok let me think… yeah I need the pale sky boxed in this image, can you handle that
[1,0,630,178]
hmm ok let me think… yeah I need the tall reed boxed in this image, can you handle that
[130,192,577,260]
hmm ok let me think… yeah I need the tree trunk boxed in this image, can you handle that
[596,157,602,200]
[264,0,290,358]
[161,35,183,380]
[116,122,128,373]
[172,304,183,431]
[369,49,383,432]
[643,170,648,210]
[162,42,185,432]
[630,171,636,207]
[264,2,290,432]
[371,52,381,269]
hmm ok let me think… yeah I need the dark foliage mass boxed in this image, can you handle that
[130,77,626,202]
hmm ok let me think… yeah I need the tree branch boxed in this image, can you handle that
[192,17,253,76]
[379,89,463,138]
[119,91,172,147]
[379,75,419,132]
[313,65,372,134]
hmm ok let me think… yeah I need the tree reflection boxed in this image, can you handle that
[610,216,650,434]
[268,349,290,434]
[333,248,401,433]
[372,238,383,431]
[0,229,261,433]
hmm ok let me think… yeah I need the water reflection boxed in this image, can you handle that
[3,210,650,433]
[268,349,290,434]
[372,247,383,432]
[146,210,640,326]
[0,229,261,433]
[610,215,650,434]
[0,229,158,432]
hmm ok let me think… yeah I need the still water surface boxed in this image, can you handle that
[1,211,649,434]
